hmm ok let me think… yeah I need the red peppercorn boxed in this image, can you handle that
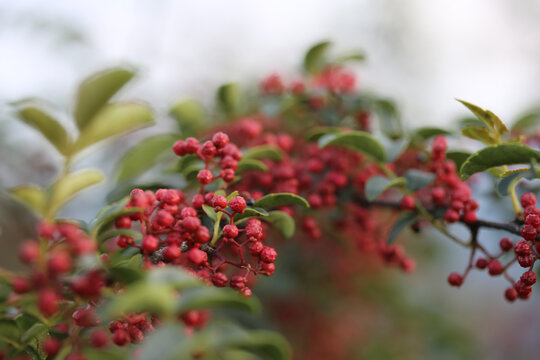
[520,193,537,208]
[520,270,537,286]
[514,240,531,256]
[43,337,61,356]
[400,195,415,211]
[211,195,228,210]
[211,272,228,287]
[499,237,513,252]
[504,287,518,302]
[475,258,489,269]
[488,260,503,276]
[172,140,186,156]
[229,196,247,214]
[187,248,207,265]
[182,216,201,232]
[521,224,537,241]
[163,245,181,261]
[212,132,230,149]
[184,138,200,154]
[447,272,463,287]
[197,169,213,185]
[223,224,239,239]
[230,275,247,290]
[19,240,40,264]
[142,235,159,253]
[112,328,130,346]
[462,211,477,224]
[260,247,277,263]
[90,329,109,349]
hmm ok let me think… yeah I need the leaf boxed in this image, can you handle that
[446,151,471,171]
[457,99,494,128]
[104,283,176,319]
[177,287,260,315]
[211,212,224,245]
[412,127,452,141]
[217,83,241,116]
[460,144,540,180]
[177,154,203,173]
[97,229,142,244]
[254,193,309,209]
[15,104,70,155]
[403,169,435,191]
[336,52,366,63]
[0,319,21,345]
[169,99,205,136]
[202,205,218,222]
[243,145,283,161]
[387,212,419,244]
[21,323,47,344]
[49,169,104,215]
[83,349,126,360]
[263,210,295,239]
[147,267,204,291]
[233,207,270,222]
[303,41,332,74]
[74,67,135,130]
[486,110,508,135]
[461,126,497,145]
[116,134,177,181]
[72,103,154,154]
[226,191,239,202]
[365,176,406,201]
[92,201,142,236]
[226,330,291,360]
[8,185,47,216]
[236,159,268,174]
[496,172,526,196]
[137,325,188,360]
[305,127,342,142]
[374,99,403,139]
[319,131,386,162]
[511,109,540,132]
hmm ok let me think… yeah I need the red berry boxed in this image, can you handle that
[142,235,159,253]
[200,141,217,159]
[211,195,228,210]
[520,270,537,286]
[229,196,246,214]
[72,307,100,327]
[223,224,239,239]
[112,328,130,346]
[90,329,109,349]
[19,240,40,264]
[181,310,202,327]
[475,258,489,269]
[163,245,181,261]
[444,209,460,223]
[240,287,252,298]
[230,275,247,290]
[447,272,463,287]
[180,207,198,219]
[431,187,446,204]
[212,132,229,149]
[521,224,537,241]
[517,255,535,268]
[192,194,204,209]
[184,138,200,154]
[248,241,264,256]
[526,214,540,227]
[520,192,537,208]
[400,195,415,211]
[47,251,72,274]
[514,240,532,256]
[504,287,518,302]
[260,247,277,263]
[12,276,31,294]
[220,168,236,183]
[260,262,276,276]
[194,226,210,244]
[156,210,174,227]
[38,289,59,316]
[116,235,134,249]
[499,237,513,252]
[43,337,61,356]
[211,272,228,287]
[462,210,477,224]
[197,169,213,185]
[187,248,207,265]
[173,140,186,156]
[488,260,503,276]
[37,220,56,238]
[182,216,201,232]
[128,326,144,344]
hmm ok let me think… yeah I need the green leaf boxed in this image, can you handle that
[217,83,241,116]
[104,283,176,319]
[336,52,366,63]
[412,127,452,141]
[169,99,205,136]
[460,144,540,180]
[147,267,204,291]
[92,200,142,236]
[319,131,386,162]
[83,349,126,360]
[303,41,332,74]
[233,207,269,222]
[0,319,21,345]
[387,212,419,244]
[236,159,268,174]
[21,323,47,344]
[496,171,528,196]
[305,126,342,142]
[137,325,188,360]
[202,204,218,222]
[116,134,177,182]
[486,110,508,135]
[177,287,260,315]
[461,126,497,145]
[74,67,135,130]
[374,99,403,139]
[15,104,70,155]
[97,229,142,244]
[72,103,154,154]
[403,169,435,191]
[263,210,295,239]
[226,330,291,360]
[511,109,540,132]
[226,191,239,202]
[243,145,283,161]
[254,193,309,209]
[365,176,406,201]
[8,185,47,216]
[446,151,471,171]
[177,154,203,173]
[457,99,508,135]
[211,212,224,245]
[49,169,104,215]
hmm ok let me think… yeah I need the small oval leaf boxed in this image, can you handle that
[169,99,205,136]
[243,145,283,161]
[49,169,105,215]
[387,212,419,244]
[254,193,309,209]
[8,185,47,216]
[319,131,386,162]
[177,287,260,315]
[460,144,540,180]
[303,41,331,74]
[236,159,268,174]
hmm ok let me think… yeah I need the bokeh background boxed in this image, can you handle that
[2,1,540,359]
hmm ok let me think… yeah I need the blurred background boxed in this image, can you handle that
[2,1,540,359]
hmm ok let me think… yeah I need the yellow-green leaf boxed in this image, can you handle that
[72,103,154,154]
[319,131,386,162]
[461,126,497,145]
[16,104,71,155]
[9,185,47,216]
[49,169,104,215]
[303,41,331,74]
[169,99,205,136]
[74,67,135,130]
